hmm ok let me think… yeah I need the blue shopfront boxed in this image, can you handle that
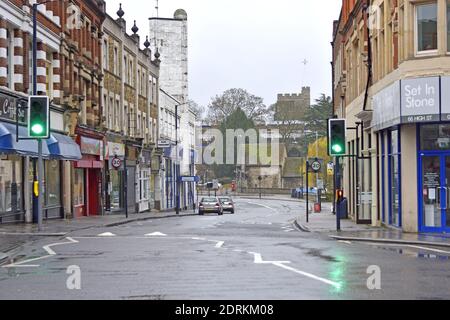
[373,76,450,233]
[418,124,450,233]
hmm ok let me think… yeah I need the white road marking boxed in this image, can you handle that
[145,232,167,237]
[214,241,225,248]
[249,252,291,264]
[191,237,207,241]
[338,240,352,245]
[3,237,79,268]
[98,232,116,237]
[248,252,341,288]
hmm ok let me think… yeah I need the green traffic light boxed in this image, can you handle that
[332,144,343,154]
[31,124,44,135]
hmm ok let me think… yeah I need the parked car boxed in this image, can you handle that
[199,197,224,216]
[218,196,235,214]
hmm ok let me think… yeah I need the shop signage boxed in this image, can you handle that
[423,172,440,188]
[108,142,125,157]
[372,81,401,131]
[158,140,172,148]
[401,77,440,123]
[151,156,161,172]
[80,137,102,156]
[442,77,450,121]
[0,93,27,123]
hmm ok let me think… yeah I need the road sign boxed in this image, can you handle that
[317,179,324,189]
[310,160,321,173]
[111,156,122,169]
[327,162,334,176]
[180,176,200,183]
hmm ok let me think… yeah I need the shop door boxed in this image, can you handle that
[419,153,450,232]
[127,166,136,214]
[87,169,100,216]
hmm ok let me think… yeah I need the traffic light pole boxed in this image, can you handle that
[305,161,309,224]
[335,156,341,232]
[32,4,44,231]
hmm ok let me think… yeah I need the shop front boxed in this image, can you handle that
[372,75,450,233]
[0,90,81,224]
[105,140,125,214]
[125,144,139,215]
[137,149,152,213]
[73,128,104,218]
[151,150,162,211]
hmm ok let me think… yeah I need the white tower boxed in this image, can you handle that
[149,9,188,104]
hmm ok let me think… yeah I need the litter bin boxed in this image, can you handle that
[337,198,348,219]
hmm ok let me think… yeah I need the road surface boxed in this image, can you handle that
[1,198,450,300]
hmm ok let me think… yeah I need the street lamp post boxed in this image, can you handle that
[175,104,180,215]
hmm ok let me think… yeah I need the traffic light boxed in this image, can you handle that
[328,119,346,156]
[28,96,49,138]
[336,189,344,202]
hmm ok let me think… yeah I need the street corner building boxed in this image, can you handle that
[332,0,450,233]
[0,0,86,224]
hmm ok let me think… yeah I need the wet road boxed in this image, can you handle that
[1,198,450,300]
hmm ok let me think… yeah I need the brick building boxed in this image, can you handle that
[0,0,82,224]
[102,4,160,215]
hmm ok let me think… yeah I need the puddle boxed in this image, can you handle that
[375,246,450,260]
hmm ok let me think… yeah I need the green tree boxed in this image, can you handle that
[304,94,333,138]
[212,108,256,180]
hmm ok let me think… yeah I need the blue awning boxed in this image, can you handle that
[0,122,51,157]
[0,122,81,160]
[47,132,82,160]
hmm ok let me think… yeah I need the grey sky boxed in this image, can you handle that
[105,0,341,107]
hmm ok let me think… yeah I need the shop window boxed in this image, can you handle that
[73,168,85,207]
[388,130,401,227]
[420,124,450,151]
[45,160,61,207]
[416,2,438,52]
[110,170,122,211]
[0,156,23,213]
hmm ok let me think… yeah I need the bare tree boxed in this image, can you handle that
[207,88,267,124]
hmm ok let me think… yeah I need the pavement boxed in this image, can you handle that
[0,210,197,265]
[2,197,450,299]
[293,199,450,248]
